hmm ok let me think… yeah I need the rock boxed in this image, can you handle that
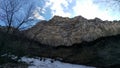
[25,15,120,46]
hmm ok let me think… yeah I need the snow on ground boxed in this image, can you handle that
[20,57,96,68]
[0,54,96,68]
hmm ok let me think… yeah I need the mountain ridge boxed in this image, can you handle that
[25,15,120,46]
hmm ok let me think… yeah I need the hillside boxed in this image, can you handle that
[1,16,120,67]
[1,29,120,67]
[25,15,120,46]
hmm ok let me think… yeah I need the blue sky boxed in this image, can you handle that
[33,0,120,21]
[0,0,120,25]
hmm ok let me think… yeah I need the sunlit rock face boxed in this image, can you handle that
[25,15,120,46]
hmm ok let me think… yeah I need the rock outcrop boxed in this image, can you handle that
[25,15,120,46]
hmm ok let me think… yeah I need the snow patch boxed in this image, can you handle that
[0,54,96,68]
[1,54,18,60]
[20,57,96,68]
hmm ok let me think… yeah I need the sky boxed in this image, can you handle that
[0,0,120,26]
[33,0,120,21]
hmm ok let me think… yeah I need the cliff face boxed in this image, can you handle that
[25,15,120,46]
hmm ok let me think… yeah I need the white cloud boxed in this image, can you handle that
[36,7,46,14]
[45,0,73,17]
[72,0,116,20]
[35,0,120,20]
[33,9,45,20]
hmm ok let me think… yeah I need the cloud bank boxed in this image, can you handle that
[45,0,73,17]
[34,0,120,21]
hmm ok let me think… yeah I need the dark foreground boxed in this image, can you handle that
[0,31,120,68]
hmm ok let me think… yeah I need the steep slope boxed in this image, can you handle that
[25,15,120,46]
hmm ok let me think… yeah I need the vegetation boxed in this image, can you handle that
[1,28,120,67]
[0,0,37,33]
[0,30,41,64]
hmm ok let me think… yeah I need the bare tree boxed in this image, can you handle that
[15,3,35,31]
[0,0,36,33]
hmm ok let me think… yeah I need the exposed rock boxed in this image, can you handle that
[25,15,120,46]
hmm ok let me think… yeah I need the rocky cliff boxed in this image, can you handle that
[25,15,120,46]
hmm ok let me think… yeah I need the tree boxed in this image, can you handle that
[0,0,36,33]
